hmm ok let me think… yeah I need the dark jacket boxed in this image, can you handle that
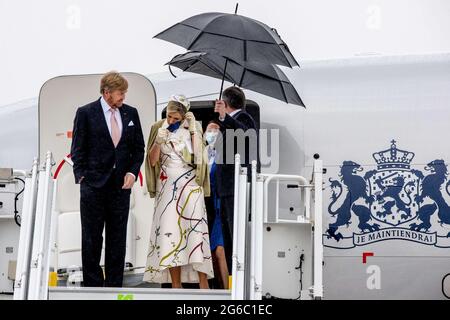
[70,98,145,188]
[214,110,259,197]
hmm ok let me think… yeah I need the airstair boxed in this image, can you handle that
[13,152,323,300]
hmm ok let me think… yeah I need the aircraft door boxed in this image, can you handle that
[38,73,156,281]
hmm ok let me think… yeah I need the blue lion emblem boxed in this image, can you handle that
[326,161,380,241]
[373,175,414,220]
[410,160,450,234]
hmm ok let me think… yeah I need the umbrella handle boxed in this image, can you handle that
[219,58,229,99]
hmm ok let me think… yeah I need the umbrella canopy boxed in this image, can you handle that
[167,51,304,107]
[155,12,299,68]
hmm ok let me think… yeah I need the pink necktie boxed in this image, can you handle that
[110,108,121,147]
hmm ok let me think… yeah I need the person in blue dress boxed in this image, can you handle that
[204,121,229,289]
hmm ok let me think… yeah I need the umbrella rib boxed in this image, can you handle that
[200,61,223,79]
[244,40,247,61]
[170,54,234,83]
[153,22,182,39]
[238,68,246,87]
[179,23,280,45]
[280,81,288,104]
[187,28,204,51]
[184,60,200,72]
[288,84,305,107]
[249,68,282,81]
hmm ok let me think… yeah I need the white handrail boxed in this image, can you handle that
[236,167,247,299]
[46,178,59,290]
[313,160,323,299]
[14,158,39,300]
[261,174,310,223]
[29,152,54,300]
[254,172,264,300]
[14,153,322,300]
[249,160,323,300]
[231,154,249,300]
[305,187,311,221]
[249,161,256,300]
[231,154,241,299]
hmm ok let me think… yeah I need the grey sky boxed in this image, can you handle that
[0,0,449,107]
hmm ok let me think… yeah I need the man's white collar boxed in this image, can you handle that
[100,96,113,113]
[229,109,241,118]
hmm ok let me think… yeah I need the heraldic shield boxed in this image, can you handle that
[367,140,419,226]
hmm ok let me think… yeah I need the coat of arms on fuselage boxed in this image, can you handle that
[324,140,450,249]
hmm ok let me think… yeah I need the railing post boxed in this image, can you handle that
[14,158,39,300]
[236,166,247,299]
[29,151,54,300]
[231,154,241,300]
[254,174,264,300]
[250,161,257,299]
[313,160,323,299]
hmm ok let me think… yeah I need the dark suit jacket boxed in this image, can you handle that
[70,98,145,189]
[215,110,259,197]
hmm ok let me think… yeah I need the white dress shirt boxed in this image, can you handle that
[219,109,241,121]
[100,96,135,180]
[100,96,123,135]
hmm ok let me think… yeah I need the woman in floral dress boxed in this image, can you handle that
[144,95,213,288]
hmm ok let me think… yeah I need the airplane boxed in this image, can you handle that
[1,52,450,300]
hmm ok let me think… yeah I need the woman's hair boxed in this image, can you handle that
[100,71,128,94]
[167,101,188,118]
[166,94,190,118]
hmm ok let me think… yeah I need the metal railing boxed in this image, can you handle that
[13,158,39,300]
[231,154,247,300]
[14,152,323,300]
[248,159,323,300]
[28,152,55,300]
[262,173,311,224]
[312,160,323,299]
[14,152,55,300]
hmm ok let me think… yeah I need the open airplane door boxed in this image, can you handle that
[38,73,156,286]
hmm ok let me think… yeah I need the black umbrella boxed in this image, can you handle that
[167,51,304,107]
[155,11,299,68]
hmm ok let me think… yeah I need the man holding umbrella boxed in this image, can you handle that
[214,86,258,273]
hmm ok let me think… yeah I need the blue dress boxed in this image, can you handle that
[209,161,224,251]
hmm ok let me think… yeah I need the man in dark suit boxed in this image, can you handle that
[214,87,259,272]
[70,71,145,287]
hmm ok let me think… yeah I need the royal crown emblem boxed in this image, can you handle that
[372,140,415,171]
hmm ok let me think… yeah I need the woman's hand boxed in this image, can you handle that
[185,112,196,133]
[155,128,168,145]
